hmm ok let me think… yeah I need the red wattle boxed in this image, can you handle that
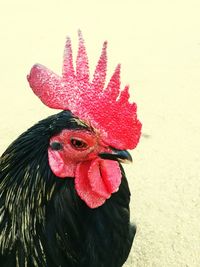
[75,158,122,208]
[99,160,121,193]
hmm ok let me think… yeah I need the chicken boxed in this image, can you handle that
[0,31,142,267]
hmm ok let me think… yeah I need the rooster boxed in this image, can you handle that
[0,31,142,267]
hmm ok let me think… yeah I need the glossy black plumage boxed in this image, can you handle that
[0,111,136,267]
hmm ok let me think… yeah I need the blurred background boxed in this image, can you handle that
[0,1,200,266]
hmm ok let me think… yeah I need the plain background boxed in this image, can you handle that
[1,1,200,266]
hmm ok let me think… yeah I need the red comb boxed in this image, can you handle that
[27,31,142,150]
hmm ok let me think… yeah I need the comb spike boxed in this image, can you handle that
[76,30,89,83]
[62,37,75,81]
[92,41,107,92]
[119,85,130,103]
[105,64,121,99]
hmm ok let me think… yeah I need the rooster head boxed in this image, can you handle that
[27,31,142,208]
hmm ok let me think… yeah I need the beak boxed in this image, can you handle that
[99,149,132,164]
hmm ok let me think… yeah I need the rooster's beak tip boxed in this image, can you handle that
[99,149,132,164]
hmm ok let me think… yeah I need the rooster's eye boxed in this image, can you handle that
[70,138,88,150]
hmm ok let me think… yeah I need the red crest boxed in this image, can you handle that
[27,31,142,150]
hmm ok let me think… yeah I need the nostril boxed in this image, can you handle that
[50,142,63,151]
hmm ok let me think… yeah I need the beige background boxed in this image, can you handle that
[1,1,200,266]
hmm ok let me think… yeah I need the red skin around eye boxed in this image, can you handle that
[48,129,122,208]
[48,130,98,177]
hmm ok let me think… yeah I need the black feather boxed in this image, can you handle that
[0,110,135,267]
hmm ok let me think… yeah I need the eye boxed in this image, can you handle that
[70,138,88,150]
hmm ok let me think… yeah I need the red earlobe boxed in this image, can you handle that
[48,149,75,178]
